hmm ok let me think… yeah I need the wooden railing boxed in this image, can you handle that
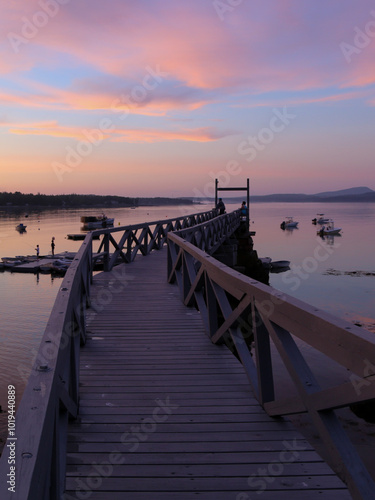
[95,208,219,271]
[167,232,375,500]
[172,209,241,254]
[0,235,92,500]
[0,208,233,500]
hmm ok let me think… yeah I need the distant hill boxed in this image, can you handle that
[251,188,375,203]
[198,187,375,203]
[314,187,374,198]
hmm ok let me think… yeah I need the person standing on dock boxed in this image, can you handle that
[240,201,248,221]
[216,198,226,215]
[35,244,40,258]
[51,237,55,256]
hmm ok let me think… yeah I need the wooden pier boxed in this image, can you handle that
[64,249,350,499]
[1,206,375,500]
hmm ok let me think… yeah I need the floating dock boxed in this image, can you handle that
[1,252,76,274]
[1,251,109,274]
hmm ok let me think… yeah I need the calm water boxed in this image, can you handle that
[249,202,375,328]
[0,202,374,443]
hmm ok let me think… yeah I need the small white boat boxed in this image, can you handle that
[81,215,114,229]
[318,220,342,236]
[312,214,329,224]
[259,257,290,271]
[280,217,298,229]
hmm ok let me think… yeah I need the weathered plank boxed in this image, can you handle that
[63,492,350,500]
[65,249,350,499]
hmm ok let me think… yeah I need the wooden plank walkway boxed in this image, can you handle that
[64,248,351,499]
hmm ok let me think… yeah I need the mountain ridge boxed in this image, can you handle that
[199,187,375,203]
[314,187,373,198]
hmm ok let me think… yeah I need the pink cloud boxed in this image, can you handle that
[2,0,375,104]
[0,77,216,114]
[3,120,232,143]
[1,0,375,198]
[111,127,232,143]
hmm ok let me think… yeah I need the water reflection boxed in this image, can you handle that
[319,233,342,245]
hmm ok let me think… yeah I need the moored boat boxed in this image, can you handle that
[312,214,329,224]
[1,257,24,268]
[80,215,114,229]
[280,217,298,229]
[16,223,27,231]
[318,219,342,236]
[67,233,100,240]
[259,257,290,271]
[270,260,290,269]
[40,259,71,275]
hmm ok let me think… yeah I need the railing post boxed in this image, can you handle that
[167,239,173,282]
[205,274,218,338]
[252,304,275,404]
[103,233,110,271]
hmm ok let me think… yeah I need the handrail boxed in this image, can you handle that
[167,231,375,500]
[172,209,242,254]
[92,208,219,271]
[0,234,93,500]
[0,207,227,500]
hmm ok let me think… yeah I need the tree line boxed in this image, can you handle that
[0,191,194,207]
[0,191,138,207]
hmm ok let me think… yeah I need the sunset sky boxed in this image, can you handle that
[1,0,375,197]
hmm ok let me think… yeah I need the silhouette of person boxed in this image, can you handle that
[216,198,226,215]
[240,201,248,221]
